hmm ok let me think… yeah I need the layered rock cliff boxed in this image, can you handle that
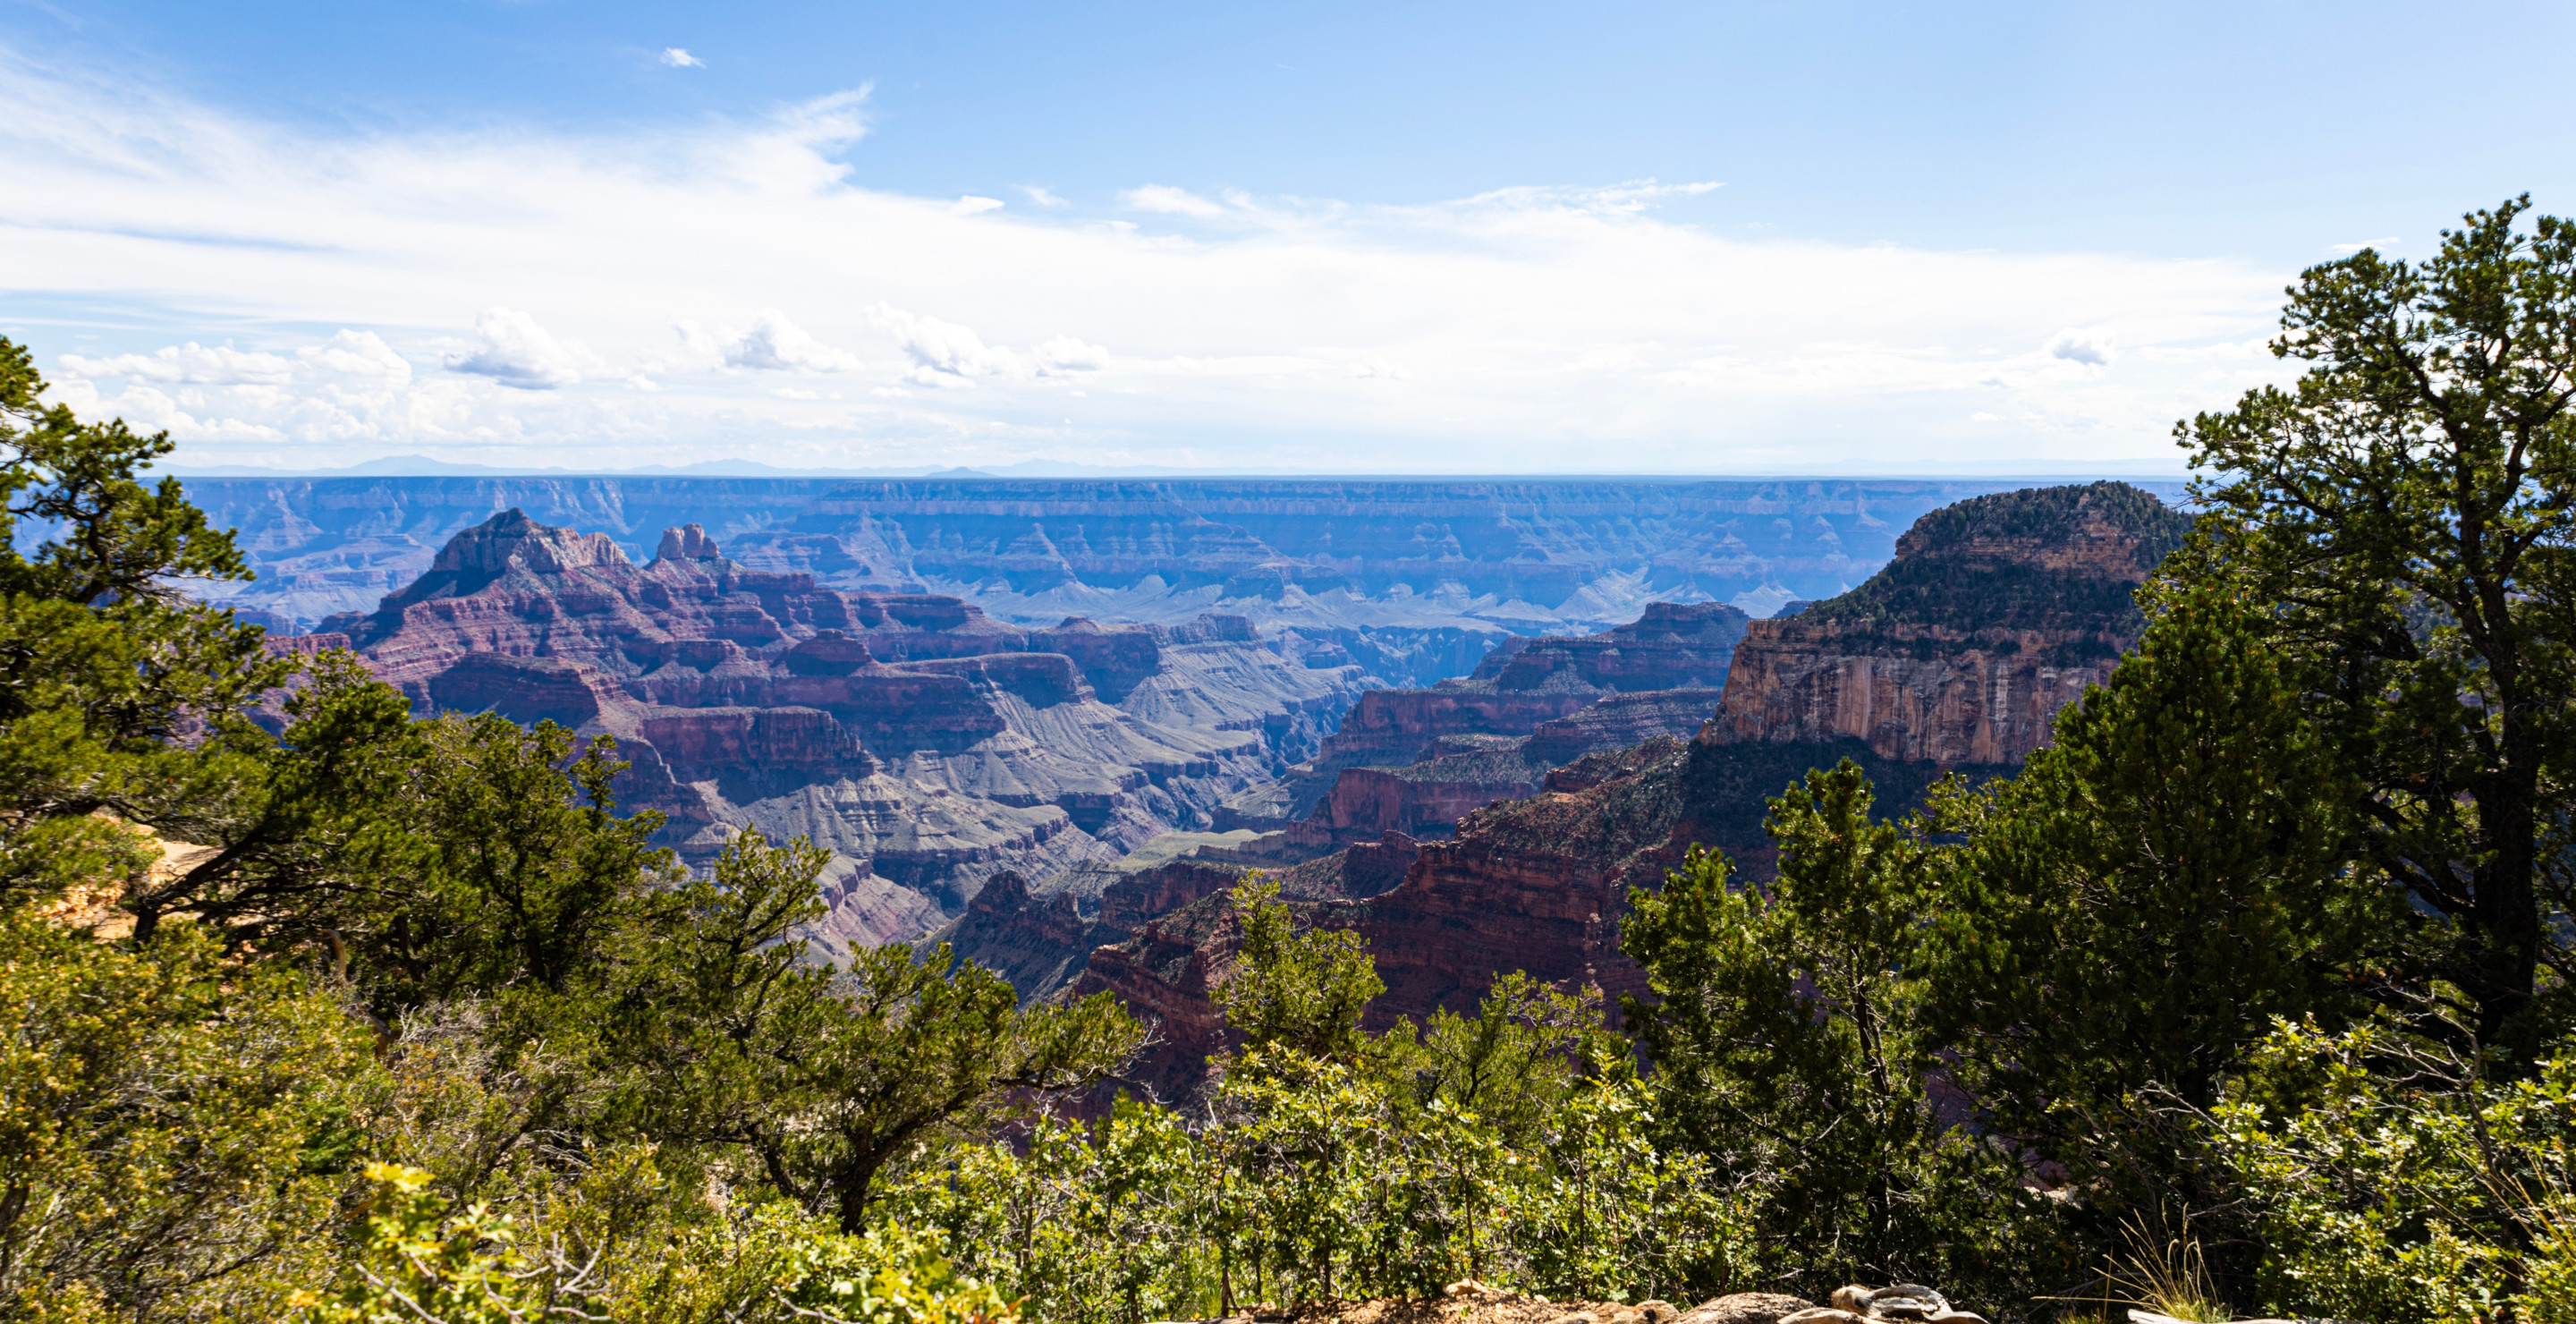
[303,510,1376,947]
[1220,600,1750,832]
[182,476,2181,660]
[975,483,2186,1100]
[1705,482,2190,764]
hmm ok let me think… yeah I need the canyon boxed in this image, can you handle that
[938,482,2193,1100]
[297,508,1376,957]
[253,475,2188,1100]
[178,477,2177,683]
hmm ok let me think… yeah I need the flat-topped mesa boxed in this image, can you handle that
[1706,481,2190,765]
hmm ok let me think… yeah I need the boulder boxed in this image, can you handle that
[1674,1294,1817,1324]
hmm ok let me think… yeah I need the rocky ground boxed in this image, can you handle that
[1213,1280,1988,1324]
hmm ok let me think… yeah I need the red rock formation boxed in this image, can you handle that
[1709,625,2107,764]
[1030,484,2190,1100]
[1471,600,1749,692]
[1706,482,2188,764]
[301,508,1373,941]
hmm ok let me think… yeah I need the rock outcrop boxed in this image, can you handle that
[997,484,2184,1100]
[1219,602,1750,833]
[1706,482,2190,764]
[300,510,1376,944]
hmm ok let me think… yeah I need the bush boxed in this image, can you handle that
[2209,1020,2576,1323]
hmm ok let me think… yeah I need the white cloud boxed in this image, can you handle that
[1121,184,1227,217]
[869,304,1027,383]
[1020,185,1067,208]
[660,47,704,68]
[0,54,2299,473]
[60,343,296,386]
[2046,327,2117,366]
[717,310,864,373]
[297,330,412,383]
[444,307,594,388]
[1032,335,1110,375]
[952,195,1004,216]
[2328,237,2400,255]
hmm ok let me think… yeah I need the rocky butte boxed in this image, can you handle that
[301,509,1377,957]
[946,483,2192,1099]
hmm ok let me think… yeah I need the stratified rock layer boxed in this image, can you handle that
[1707,482,2190,764]
[997,483,2184,1100]
[1220,601,1750,834]
[305,511,1373,946]
[182,476,2184,656]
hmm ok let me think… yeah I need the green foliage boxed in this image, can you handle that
[1386,970,1602,1147]
[884,1048,1750,1319]
[2207,1020,2576,1323]
[1212,877,1383,1062]
[1621,770,2062,1301]
[347,711,675,1012]
[0,337,292,915]
[2179,195,2576,1062]
[0,912,378,1321]
[882,887,1755,1319]
[1920,587,2382,1227]
[298,1162,1017,1324]
[733,938,1142,1234]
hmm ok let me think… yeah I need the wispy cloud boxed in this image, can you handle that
[659,47,705,69]
[2327,236,2400,255]
[1120,184,1228,217]
[0,54,2293,473]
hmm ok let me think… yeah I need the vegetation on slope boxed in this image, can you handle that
[8,192,2576,1324]
[1796,480,2190,658]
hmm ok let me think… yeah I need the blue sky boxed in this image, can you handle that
[8,1,2573,473]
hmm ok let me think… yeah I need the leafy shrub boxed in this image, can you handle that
[2209,1020,2576,1323]
[298,1162,1017,1324]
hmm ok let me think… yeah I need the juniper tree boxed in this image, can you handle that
[2180,195,2576,1062]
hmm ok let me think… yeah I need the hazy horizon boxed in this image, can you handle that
[10,1,2571,477]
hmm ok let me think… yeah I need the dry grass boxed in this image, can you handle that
[2048,1208,2230,1324]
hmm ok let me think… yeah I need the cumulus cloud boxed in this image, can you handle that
[659,47,704,68]
[2046,327,2117,366]
[1032,336,1110,375]
[60,343,296,386]
[869,304,1025,383]
[45,329,425,446]
[444,307,595,388]
[709,310,863,373]
[0,55,2298,472]
[297,330,413,383]
[952,195,1004,216]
